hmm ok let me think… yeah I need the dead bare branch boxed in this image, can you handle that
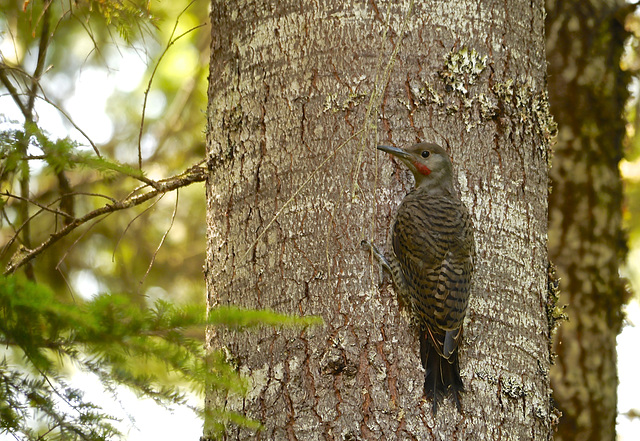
[3,164,207,275]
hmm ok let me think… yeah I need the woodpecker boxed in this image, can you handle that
[363,142,475,415]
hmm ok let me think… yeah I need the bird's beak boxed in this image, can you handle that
[377,145,411,160]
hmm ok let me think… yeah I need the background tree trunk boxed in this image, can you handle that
[545,2,631,440]
[205,1,555,439]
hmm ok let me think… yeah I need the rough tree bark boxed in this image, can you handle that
[546,1,631,440]
[205,1,555,439]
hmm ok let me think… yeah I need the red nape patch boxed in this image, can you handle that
[414,162,431,176]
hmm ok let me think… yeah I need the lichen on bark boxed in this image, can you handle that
[205,1,554,439]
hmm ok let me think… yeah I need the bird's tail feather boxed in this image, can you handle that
[420,330,463,415]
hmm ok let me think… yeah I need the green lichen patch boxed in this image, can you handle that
[546,262,567,364]
[439,47,488,95]
[500,374,528,399]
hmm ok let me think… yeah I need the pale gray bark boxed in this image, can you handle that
[205,1,555,439]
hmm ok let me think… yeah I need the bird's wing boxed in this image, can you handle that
[391,196,473,359]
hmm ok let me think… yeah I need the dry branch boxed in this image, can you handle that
[3,164,207,275]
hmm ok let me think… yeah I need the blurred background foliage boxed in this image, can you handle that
[623,12,640,294]
[0,0,212,438]
[0,0,209,303]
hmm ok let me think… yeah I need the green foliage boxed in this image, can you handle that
[0,124,23,181]
[3,122,144,180]
[0,0,156,47]
[0,275,321,440]
[87,0,157,43]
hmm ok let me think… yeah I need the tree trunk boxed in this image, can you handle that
[205,1,555,439]
[545,2,630,440]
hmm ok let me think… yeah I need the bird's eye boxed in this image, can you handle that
[421,151,430,158]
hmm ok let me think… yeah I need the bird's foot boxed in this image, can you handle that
[361,240,391,272]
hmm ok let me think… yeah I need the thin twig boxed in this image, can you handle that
[1,201,65,261]
[17,132,33,280]
[27,5,51,116]
[1,191,116,261]
[1,209,19,245]
[69,11,107,67]
[139,190,179,290]
[112,195,163,262]
[56,216,109,277]
[0,64,29,116]
[55,258,76,303]
[0,78,100,155]
[3,165,206,275]
[142,25,210,163]
[2,191,74,219]
[137,0,204,168]
[44,191,116,204]
[36,94,100,156]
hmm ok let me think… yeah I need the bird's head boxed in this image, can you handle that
[377,142,454,192]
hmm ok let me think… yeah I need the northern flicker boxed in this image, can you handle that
[363,142,475,415]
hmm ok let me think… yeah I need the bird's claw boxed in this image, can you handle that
[361,239,391,272]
